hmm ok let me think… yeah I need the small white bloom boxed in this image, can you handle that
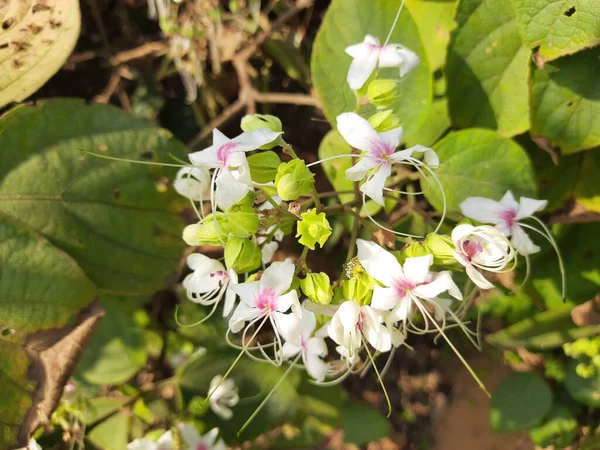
[188,128,281,210]
[345,34,420,90]
[173,166,210,201]
[158,424,227,450]
[357,239,462,326]
[328,301,392,362]
[459,191,548,255]
[282,304,329,382]
[337,112,438,206]
[183,253,238,317]
[208,375,240,420]
[127,438,159,450]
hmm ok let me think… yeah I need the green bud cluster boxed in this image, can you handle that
[275,160,315,201]
[296,209,332,250]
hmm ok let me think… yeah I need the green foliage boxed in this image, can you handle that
[490,372,553,433]
[224,237,262,273]
[0,0,81,108]
[296,209,332,250]
[341,402,390,445]
[565,360,600,407]
[247,151,281,184]
[311,0,431,140]
[275,159,315,201]
[528,404,578,449]
[300,273,334,305]
[423,129,537,212]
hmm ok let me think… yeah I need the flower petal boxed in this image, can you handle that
[360,163,391,206]
[212,128,230,146]
[356,238,403,286]
[371,285,400,311]
[230,281,261,306]
[215,168,252,210]
[179,423,203,448]
[346,48,379,90]
[174,167,210,201]
[304,353,329,382]
[261,258,295,295]
[403,254,433,285]
[275,290,301,317]
[459,196,505,225]
[511,224,540,255]
[261,241,279,264]
[516,197,548,220]
[274,311,301,342]
[379,45,420,77]
[499,190,519,211]
[231,129,281,152]
[282,341,302,359]
[128,439,159,450]
[388,297,412,323]
[336,112,383,153]
[306,336,328,357]
[228,302,261,333]
[466,265,495,289]
[187,253,224,272]
[189,145,220,168]
[413,271,462,300]
[337,301,361,331]
[378,125,404,149]
[300,304,318,336]
[345,156,380,182]
[222,287,237,317]
[226,151,253,185]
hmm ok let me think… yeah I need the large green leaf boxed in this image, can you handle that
[311,0,432,140]
[530,48,600,154]
[564,360,600,407]
[342,402,390,445]
[0,213,98,448]
[423,129,537,212]
[0,99,186,293]
[0,0,81,107]
[447,0,530,136]
[489,372,553,433]
[512,0,600,63]
[576,150,600,212]
[528,404,578,449]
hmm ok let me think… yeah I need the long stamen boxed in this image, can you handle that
[363,343,392,417]
[79,148,188,168]
[383,0,405,46]
[419,163,446,234]
[174,297,221,328]
[209,168,227,245]
[362,190,423,239]
[305,153,360,168]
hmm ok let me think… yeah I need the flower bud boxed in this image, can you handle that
[424,233,457,266]
[275,159,315,201]
[247,151,281,183]
[224,204,259,238]
[368,109,402,132]
[296,209,332,250]
[225,237,262,273]
[402,242,431,260]
[367,79,398,109]
[241,114,285,149]
[183,214,228,246]
[300,272,334,305]
[341,278,373,306]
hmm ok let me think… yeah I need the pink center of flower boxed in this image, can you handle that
[357,312,365,332]
[497,208,517,228]
[462,239,483,261]
[367,43,383,54]
[196,444,208,450]
[210,270,229,286]
[369,138,395,163]
[392,277,427,298]
[217,142,238,166]
[255,288,278,311]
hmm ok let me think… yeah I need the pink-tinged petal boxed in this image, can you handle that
[360,163,391,206]
[451,224,475,246]
[281,341,301,359]
[189,145,220,168]
[413,271,462,300]
[212,128,230,146]
[346,50,380,90]
[388,148,416,163]
[228,303,261,333]
[494,221,512,237]
[356,238,404,286]
[451,250,470,269]
[304,353,329,382]
[222,287,237,316]
[300,305,318,336]
[261,258,295,295]
[466,266,495,289]
[388,297,412,323]
[179,423,204,448]
[345,42,370,59]
[364,34,380,46]
[516,197,548,220]
[187,253,225,273]
[215,169,252,209]
[403,254,433,285]
[346,156,380,182]
[273,311,301,341]
[232,128,281,152]
[226,151,253,185]
[276,290,301,317]
[511,224,540,255]
[230,281,261,306]
[336,112,383,153]
[371,286,400,311]
[337,301,361,330]
[378,125,404,149]
[499,191,519,211]
[459,197,505,225]
[306,336,328,357]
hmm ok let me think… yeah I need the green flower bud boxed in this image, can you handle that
[241,114,285,149]
[275,159,315,201]
[300,272,334,305]
[183,214,228,246]
[402,242,431,260]
[247,151,281,183]
[225,237,262,273]
[368,109,402,132]
[424,233,457,266]
[367,79,398,109]
[224,204,259,238]
[342,278,373,306]
[296,209,332,250]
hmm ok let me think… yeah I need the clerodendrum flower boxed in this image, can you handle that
[451,224,515,289]
[345,34,420,90]
[282,304,329,382]
[208,375,240,420]
[337,112,439,207]
[459,191,547,255]
[127,424,226,450]
[229,258,301,363]
[356,239,462,329]
[188,128,281,210]
[173,166,210,202]
[183,253,238,317]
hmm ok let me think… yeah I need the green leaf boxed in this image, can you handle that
[0,99,186,293]
[342,402,390,445]
[405,98,451,148]
[0,213,98,448]
[447,0,530,136]
[487,306,600,350]
[311,0,432,140]
[575,150,600,212]
[75,295,148,385]
[263,39,311,85]
[0,0,81,107]
[512,0,600,63]
[528,404,578,449]
[490,372,553,433]
[405,0,457,71]
[564,360,600,407]
[247,151,281,184]
[530,48,600,154]
[423,129,537,212]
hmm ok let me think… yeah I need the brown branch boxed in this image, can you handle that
[109,41,168,66]
[188,99,246,148]
[253,91,319,106]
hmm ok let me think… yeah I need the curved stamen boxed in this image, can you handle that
[78,148,188,168]
[305,153,360,168]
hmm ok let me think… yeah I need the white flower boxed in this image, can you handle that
[229,259,302,356]
[188,128,281,209]
[337,112,438,206]
[208,375,240,420]
[459,191,548,255]
[356,239,462,326]
[173,166,210,201]
[451,224,515,289]
[21,439,42,450]
[281,304,329,382]
[151,424,226,450]
[328,301,392,362]
[345,34,420,90]
[183,253,238,317]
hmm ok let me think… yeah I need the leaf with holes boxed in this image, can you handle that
[530,48,600,154]
[311,0,431,141]
[422,129,537,212]
[512,0,600,64]
[0,0,81,107]
[447,0,530,136]
[0,99,187,293]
